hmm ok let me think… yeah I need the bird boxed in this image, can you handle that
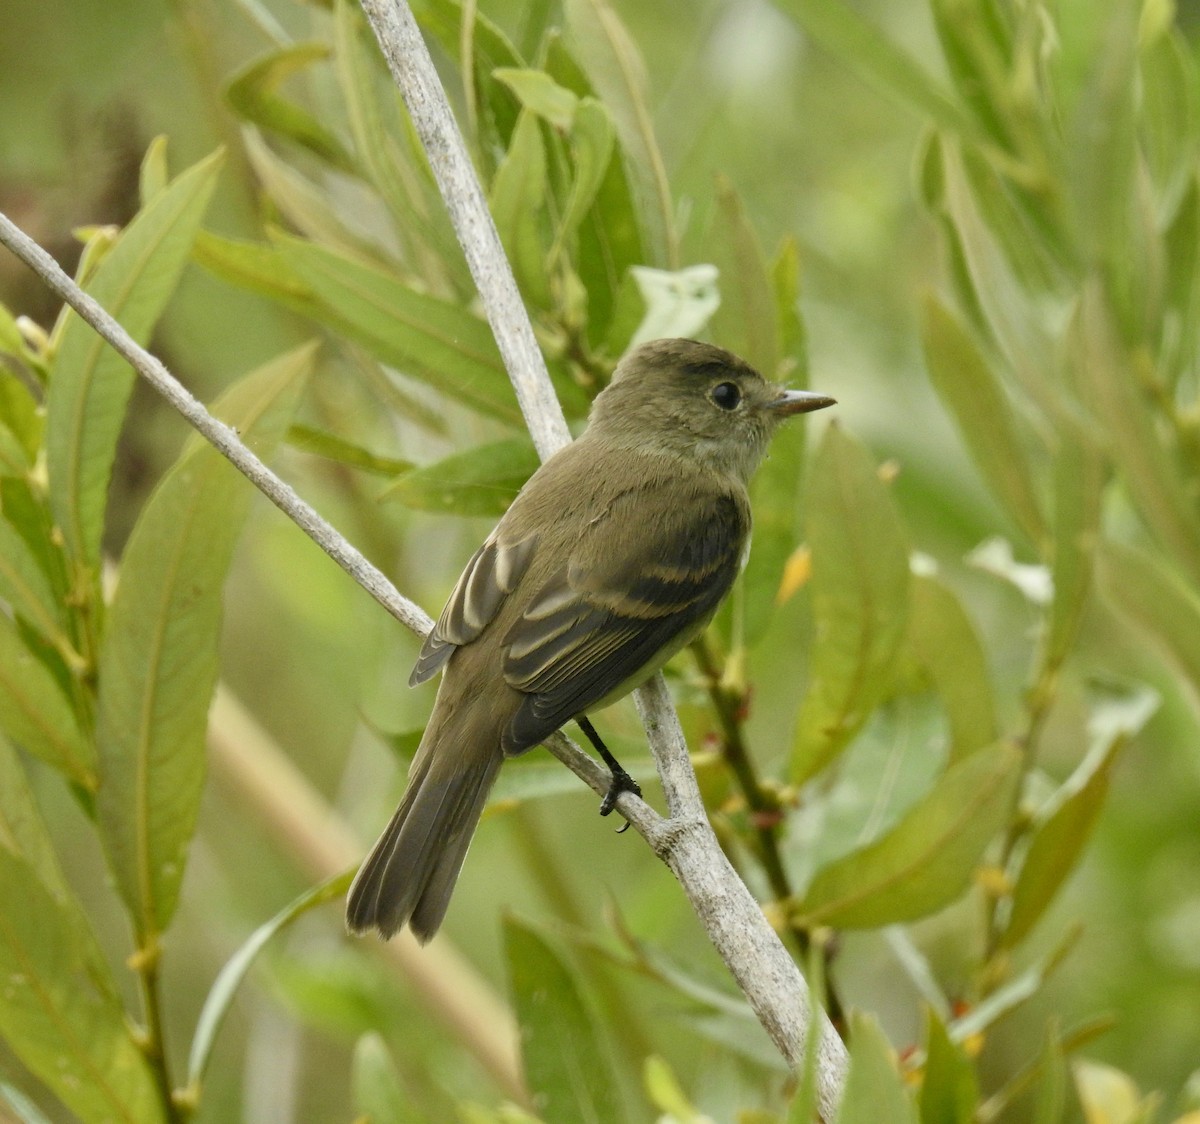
[346,338,835,941]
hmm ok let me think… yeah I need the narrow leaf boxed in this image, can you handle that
[921,293,1046,544]
[708,176,779,377]
[1002,730,1127,949]
[46,148,224,573]
[1044,424,1105,670]
[187,871,351,1092]
[906,573,997,762]
[0,516,71,657]
[776,0,976,141]
[352,1033,422,1124]
[504,916,628,1124]
[1075,285,1200,582]
[1095,540,1200,699]
[278,237,523,424]
[381,437,539,517]
[564,0,675,265]
[97,344,313,938]
[552,99,616,265]
[836,1012,917,1124]
[0,850,166,1124]
[798,743,1020,928]
[919,1007,978,1124]
[495,68,580,129]
[0,616,93,787]
[489,110,552,308]
[792,426,910,783]
[226,43,356,171]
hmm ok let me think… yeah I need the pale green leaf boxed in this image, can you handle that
[836,1012,917,1124]
[352,1033,422,1124]
[0,615,93,788]
[226,42,355,171]
[504,916,629,1124]
[489,110,552,309]
[381,437,539,517]
[791,426,910,783]
[187,871,351,1092]
[564,0,675,265]
[0,515,70,656]
[551,99,616,266]
[1003,732,1125,950]
[906,573,997,763]
[775,0,975,141]
[495,68,580,129]
[798,743,1020,928]
[1096,541,1200,698]
[0,850,166,1124]
[278,237,523,424]
[919,1007,978,1124]
[97,344,313,937]
[137,135,170,206]
[45,147,224,573]
[708,176,778,377]
[1075,286,1200,582]
[921,293,1046,544]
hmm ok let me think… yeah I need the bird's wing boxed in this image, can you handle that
[409,532,538,686]
[500,483,748,753]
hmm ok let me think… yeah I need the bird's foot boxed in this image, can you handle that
[599,767,642,825]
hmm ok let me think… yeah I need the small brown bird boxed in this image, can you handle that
[346,338,835,941]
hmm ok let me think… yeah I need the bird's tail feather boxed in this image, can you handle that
[346,742,501,942]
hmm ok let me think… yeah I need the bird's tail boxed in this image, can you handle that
[346,732,501,942]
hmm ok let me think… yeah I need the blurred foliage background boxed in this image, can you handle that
[3,0,1200,1120]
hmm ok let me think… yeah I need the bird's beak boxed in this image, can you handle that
[768,388,837,416]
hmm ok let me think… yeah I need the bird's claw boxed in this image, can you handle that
[599,768,642,825]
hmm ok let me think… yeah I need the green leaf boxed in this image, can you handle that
[0,515,72,659]
[905,573,997,763]
[286,424,413,477]
[137,136,170,206]
[333,0,464,286]
[920,293,1046,545]
[564,0,675,266]
[45,147,224,574]
[708,177,779,377]
[798,743,1020,928]
[0,615,93,788]
[226,43,356,172]
[775,0,976,142]
[352,1033,422,1124]
[1032,1022,1067,1124]
[551,99,616,267]
[186,871,351,1094]
[504,915,628,1124]
[495,68,580,129]
[0,734,74,902]
[0,849,166,1124]
[1096,540,1200,700]
[381,437,539,517]
[278,237,523,424]
[97,343,313,938]
[836,1012,917,1124]
[791,426,910,783]
[1044,424,1105,671]
[919,1007,978,1124]
[1075,286,1200,582]
[1072,1059,1156,1124]
[489,110,553,309]
[1002,725,1128,949]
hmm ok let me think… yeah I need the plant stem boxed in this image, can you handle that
[133,936,183,1124]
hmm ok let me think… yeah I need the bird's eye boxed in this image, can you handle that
[710,382,742,411]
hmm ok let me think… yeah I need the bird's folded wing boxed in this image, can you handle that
[501,485,747,752]
[409,532,538,686]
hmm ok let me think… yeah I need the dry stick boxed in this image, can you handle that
[355,0,848,1114]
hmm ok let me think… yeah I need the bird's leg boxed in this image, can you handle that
[576,716,642,822]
